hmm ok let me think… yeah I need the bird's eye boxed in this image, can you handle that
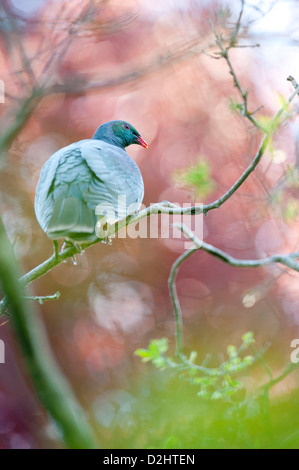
[124,123,130,130]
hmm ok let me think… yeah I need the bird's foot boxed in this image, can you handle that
[97,220,113,245]
[62,240,82,252]
[61,240,83,264]
[100,236,112,245]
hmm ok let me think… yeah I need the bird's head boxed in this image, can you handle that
[92,120,148,150]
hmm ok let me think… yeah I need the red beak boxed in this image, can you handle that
[136,135,148,148]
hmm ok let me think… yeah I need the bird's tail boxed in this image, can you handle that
[47,196,97,242]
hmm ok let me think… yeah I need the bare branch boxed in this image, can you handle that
[259,362,299,394]
[173,223,299,272]
[24,291,60,304]
[0,89,43,157]
[168,248,197,355]
[1,0,38,87]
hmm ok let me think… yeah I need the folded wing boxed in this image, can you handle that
[34,140,144,241]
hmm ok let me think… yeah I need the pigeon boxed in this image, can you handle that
[34,120,147,243]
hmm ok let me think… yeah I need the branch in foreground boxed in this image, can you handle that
[0,217,98,448]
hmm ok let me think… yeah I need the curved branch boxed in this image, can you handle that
[259,362,299,394]
[168,248,197,355]
[174,223,299,272]
[167,221,299,359]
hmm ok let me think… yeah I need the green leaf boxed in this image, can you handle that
[259,115,279,135]
[242,356,254,366]
[284,198,299,223]
[173,158,216,199]
[148,338,169,357]
[211,390,223,400]
[189,351,197,363]
[242,332,255,346]
[230,357,241,365]
[222,377,240,388]
[197,389,210,399]
[152,357,168,369]
[134,348,152,358]
[229,98,243,113]
[227,345,237,358]
[191,376,217,386]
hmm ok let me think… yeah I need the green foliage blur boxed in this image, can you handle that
[173,159,216,200]
[135,332,255,400]
[93,364,299,449]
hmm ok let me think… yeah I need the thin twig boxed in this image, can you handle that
[24,291,60,304]
[2,0,38,87]
[0,89,43,157]
[259,362,299,394]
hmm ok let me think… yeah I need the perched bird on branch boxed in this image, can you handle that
[35,120,147,243]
